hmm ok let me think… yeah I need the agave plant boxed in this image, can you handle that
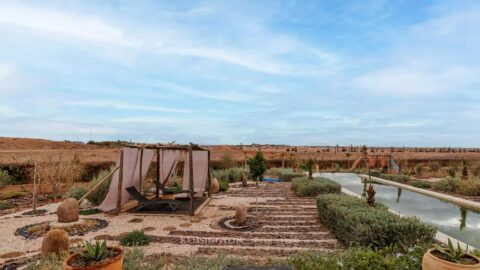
[81,240,108,262]
[434,238,469,264]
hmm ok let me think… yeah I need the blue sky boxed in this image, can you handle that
[0,0,479,146]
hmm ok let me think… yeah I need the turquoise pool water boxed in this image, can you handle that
[319,173,480,248]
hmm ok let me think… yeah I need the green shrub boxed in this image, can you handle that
[25,253,64,270]
[79,208,101,215]
[289,244,430,270]
[457,180,480,196]
[87,169,113,206]
[0,169,15,189]
[473,166,480,177]
[129,218,143,223]
[123,248,164,270]
[379,173,410,183]
[120,230,151,246]
[248,151,267,181]
[316,194,436,249]
[448,166,458,178]
[0,202,15,210]
[432,177,459,193]
[411,181,431,189]
[267,168,304,181]
[370,170,381,177]
[218,178,229,192]
[212,167,249,183]
[292,177,341,197]
[66,186,88,200]
[429,162,441,172]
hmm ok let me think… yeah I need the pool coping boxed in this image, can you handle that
[358,174,480,212]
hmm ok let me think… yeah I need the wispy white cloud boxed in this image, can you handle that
[0,2,136,46]
[66,100,191,113]
[155,81,251,102]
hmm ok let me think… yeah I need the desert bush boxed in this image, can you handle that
[66,186,88,200]
[448,166,458,178]
[218,178,229,192]
[218,152,236,169]
[316,194,436,249]
[120,230,151,246]
[415,164,424,175]
[473,166,480,177]
[86,168,113,206]
[429,162,441,172]
[432,177,459,193]
[289,244,430,270]
[212,167,249,183]
[0,190,26,200]
[123,248,165,270]
[0,169,15,189]
[379,173,410,183]
[457,180,480,196]
[0,202,15,210]
[292,177,341,197]
[411,181,431,189]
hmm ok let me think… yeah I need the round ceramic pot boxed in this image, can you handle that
[422,248,480,270]
[63,247,123,270]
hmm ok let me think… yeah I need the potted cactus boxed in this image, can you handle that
[423,238,480,269]
[64,240,123,270]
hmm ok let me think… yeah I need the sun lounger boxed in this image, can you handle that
[126,186,181,212]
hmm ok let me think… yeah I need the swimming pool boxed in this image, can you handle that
[317,173,480,248]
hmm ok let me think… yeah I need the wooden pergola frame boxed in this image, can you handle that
[116,143,211,216]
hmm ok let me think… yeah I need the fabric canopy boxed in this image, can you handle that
[99,147,154,212]
[183,150,209,197]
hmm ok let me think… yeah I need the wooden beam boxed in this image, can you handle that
[207,150,212,198]
[139,147,144,193]
[116,149,124,214]
[189,143,194,216]
[79,166,119,203]
[156,148,160,198]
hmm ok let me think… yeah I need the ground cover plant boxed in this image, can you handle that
[79,208,101,215]
[289,244,431,270]
[316,193,436,249]
[411,181,432,189]
[292,176,341,197]
[120,230,151,246]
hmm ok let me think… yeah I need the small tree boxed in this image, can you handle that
[300,156,316,180]
[248,151,267,181]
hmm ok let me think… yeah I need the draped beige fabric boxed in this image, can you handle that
[99,147,154,212]
[182,150,209,197]
[159,150,180,186]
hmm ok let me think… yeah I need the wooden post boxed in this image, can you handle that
[207,150,212,198]
[189,144,194,216]
[32,160,37,214]
[139,147,144,194]
[156,148,160,198]
[116,149,124,214]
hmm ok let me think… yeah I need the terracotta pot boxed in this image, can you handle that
[63,247,123,270]
[422,248,480,270]
[161,194,176,200]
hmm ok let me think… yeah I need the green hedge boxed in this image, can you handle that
[268,168,305,182]
[292,177,341,197]
[316,194,436,249]
[379,173,410,183]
